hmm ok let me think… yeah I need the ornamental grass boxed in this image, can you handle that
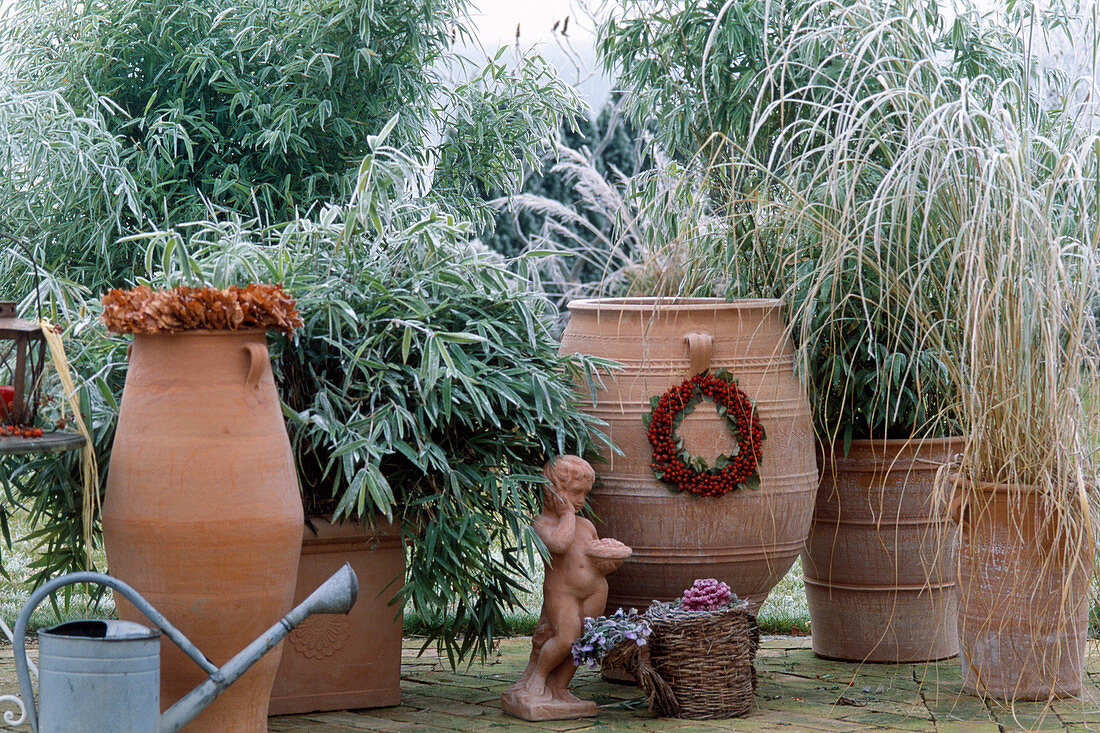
[715,0,1100,539]
[712,0,1100,701]
[597,0,1100,701]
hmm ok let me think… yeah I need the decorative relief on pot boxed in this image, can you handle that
[288,615,351,660]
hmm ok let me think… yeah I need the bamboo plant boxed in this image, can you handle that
[579,0,1099,685]
[596,0,1039,446]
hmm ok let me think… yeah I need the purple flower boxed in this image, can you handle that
[571,608,649,668]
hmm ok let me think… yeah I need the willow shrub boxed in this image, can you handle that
[0,0,578,293]
[281,231,613,665]
[2,0,459,227]
[10,134,614,663]
[597,0,834,164]
[0,0,589,657]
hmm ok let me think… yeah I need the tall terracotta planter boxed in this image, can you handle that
[951,476,1090,700]
[802,439,960,662]
[559,298,818,613]
[270,517,404,714]
[103,330,303,733]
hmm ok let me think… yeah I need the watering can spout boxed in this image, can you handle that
[295,561,359,616]
[10,564,358,733]
[158,563,359,733]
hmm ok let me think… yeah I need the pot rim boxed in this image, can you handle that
[822,436,965,451]
[818,436,965,469]
[566,296,782,313]
[948,472,1095,566]
[130,328,269,338]
[305,514,401,533]
[947,472,1045,496]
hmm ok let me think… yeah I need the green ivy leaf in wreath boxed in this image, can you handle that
[642,370,766,498]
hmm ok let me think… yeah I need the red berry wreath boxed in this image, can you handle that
[643,370,766,497]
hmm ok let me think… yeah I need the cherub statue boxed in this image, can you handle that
[501,455,632,721]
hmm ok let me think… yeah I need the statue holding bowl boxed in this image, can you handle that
[501,455,631,722]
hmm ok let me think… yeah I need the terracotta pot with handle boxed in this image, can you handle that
[103,330,304,733]
[950,474,1089,700]
[559,297,818,614]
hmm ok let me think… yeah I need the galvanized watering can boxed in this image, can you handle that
[4,564,358,733]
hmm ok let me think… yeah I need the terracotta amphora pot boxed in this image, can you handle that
[103,330,303,733]
[270,517,404,715]
[950,475,1090,700]
[803,438,961,662]
[559,298,818,613]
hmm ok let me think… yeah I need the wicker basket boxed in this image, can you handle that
[607,600,759,720]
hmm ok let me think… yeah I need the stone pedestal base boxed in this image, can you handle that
[500,689,597,722]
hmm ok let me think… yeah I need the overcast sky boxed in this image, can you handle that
[469,0,583,44]
[464,0,611,110]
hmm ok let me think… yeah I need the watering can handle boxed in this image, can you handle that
[12,572,218,733]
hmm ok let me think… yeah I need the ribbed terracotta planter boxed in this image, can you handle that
[559,298,818,613]
[951,475,1089,700]
[270,517,404,715]
[103,330,303,733]
[802,438,960,662]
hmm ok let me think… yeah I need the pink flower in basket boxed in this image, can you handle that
[679,578,735,612]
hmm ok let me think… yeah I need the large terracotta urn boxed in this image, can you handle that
[103,330,304,733]
[803,438,960,662]
[559,298,818,613]
[950,475,1090,700]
